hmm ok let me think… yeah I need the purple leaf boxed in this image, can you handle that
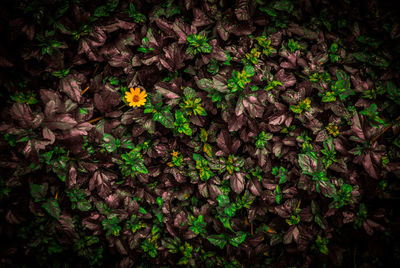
[42,127,55,144]
[362,153,378,179]
[192,8,213,27]
[45,114,77,130]
[60,75,82,103]
[231,172,245,194]
[274,69,296,88]
[217,130,231,154]
[235,0,250,21]
[10,103,35,129]
[172,18,196,44]
[351,112,366,140]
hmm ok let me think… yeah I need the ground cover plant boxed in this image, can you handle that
[1,0,400,267]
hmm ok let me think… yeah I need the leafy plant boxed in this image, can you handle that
[10,91,38,104]
[207,231,247,249]
[126,215,146,234]
[272,166,288,184]
[311,235,329,255]
[66,188,92,211]
[51,68,70,78]
[174,110,192,136]
[102,215,121,236]
[287,39,302,53]
[188,214,207,235]
[126,3,146,23]
[360,103,386,127]
[180,87,207,116]
[40,146,69,182]
[245,48,261,65]
[255,131,273,149]
[228,65,255,93]
[193,153,214,181]
[320,70,354,102]
[320,137,336,168]
[93,0,119,18]
[137,36,155,53]
[329,43,340,63]
[325,123,340,137]
[119,147,148,178]
[255,35,276,56]
[207,58,219,75]
[264,80,283,91]
[329,182,355,208]
[73,235,103,266]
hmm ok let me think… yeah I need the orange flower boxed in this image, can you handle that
[125,87,147,107]
[171,150,179,157]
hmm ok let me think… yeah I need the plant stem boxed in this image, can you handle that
[88,116,105,124]
[81,86,90,95]
[370,114,400,143]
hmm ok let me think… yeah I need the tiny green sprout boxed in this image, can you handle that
[360,103,386,127]
[127,3,146,23]
[255,35,275,56]
[101,215,121,236]
[309,71,331,82]
[180,87,207,116]
[255,131,272,149]
[245,48,261,65]
[272,166,288,184]
[186,33,212,55]
[313,235,329,255]
[290,97,311,114]
[120,148,148,178]
[189,214,207,235]
[10,91,38,105]
[193,153,214,181]
[52,68,70,78]
[329,43,340,63]
[326,123,340,137]
[174,110,192,136]
[207,58,219,75]
[287,39,302,53]
[168,150,183,167]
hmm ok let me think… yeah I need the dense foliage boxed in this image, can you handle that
[1,0,400,267]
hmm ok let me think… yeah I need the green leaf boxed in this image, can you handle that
[207,234,227,249]
[42,199,61,219]
[243,65,255,77]
[153,110,174,129]
[330,43,338,53]
[139,207,147,214]
[369,54,389,68]
[321,92,337,102]
[273,0,294,13]
[290,105,303,114]
[203,143,213,157]
[353,52,369,63]
[217,194,230,207]
[194,105,207,116]
[30,183,48,202]
[77,200,92,211]
[229,231,246,247]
